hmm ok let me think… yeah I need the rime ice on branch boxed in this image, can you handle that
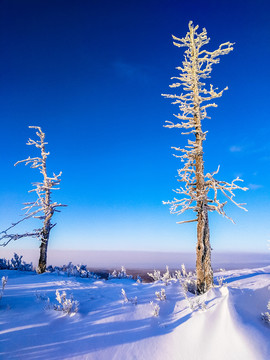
[162,21,247,293]
[0,126,66,273]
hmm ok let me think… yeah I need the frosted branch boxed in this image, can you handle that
[205,167,248,222]
[0,229,42,247]
[1,126,66,247]
[162,22,247,224]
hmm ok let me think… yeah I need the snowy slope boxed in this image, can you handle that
[0,266,269,360]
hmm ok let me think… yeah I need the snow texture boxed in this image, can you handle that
[0,265,269,359]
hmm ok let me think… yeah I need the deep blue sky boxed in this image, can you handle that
[1,0,270,255]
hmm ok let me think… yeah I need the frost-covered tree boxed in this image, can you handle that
[0,276,8,302]
[0,126,66,273]
[162,22,247,293]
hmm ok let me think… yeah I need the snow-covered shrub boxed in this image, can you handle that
[12,253,33,271]
[161,266,172,285]
[0,253,33,271]
[182,282,207,311]
[175,264,197,294]
[118,266,130,278]
[75,264,89,278]
[46,265,60,274]
[35,291,51,310]
[150,301,160,317]
[0,258,9,270]
[193,297,207,311]
[46,263,99,279]
[62,262,74,276]
[0,276,8,302]
[175,265,207,310]
[181,264,187,277]
[148,266,173,285]
[121,289,137,305]
[180,276,197,294]
[121,289,129,303]
[261,312,270,324]
[35,291,49,303]
[261,301,270,324]
[62,262,89,278]
[109,269,118,278]
[174,264,193,281]
[182,285,206,311]
[11,253,23,269]
[181,280,193,309]
[109,266,133,280]
[147,269,161,282]
[155,288,166,301]
[53,290,79,316]
[217,276,227,287]
[20,262,33,271]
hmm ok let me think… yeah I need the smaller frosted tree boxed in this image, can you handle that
[0,126,66,273]
[162,22,248,293]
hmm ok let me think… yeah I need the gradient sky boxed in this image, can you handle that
[1,0,270,256]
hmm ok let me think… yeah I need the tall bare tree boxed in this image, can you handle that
[0,126,66,273]
[162,22,247,293]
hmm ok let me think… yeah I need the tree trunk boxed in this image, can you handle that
[196,204,213,293]
[37,214,51,274]
[193,110,213,292]
[188,24,213,293]
[37,174,52,273]
[194,136,213,293]
[37,236,48,274]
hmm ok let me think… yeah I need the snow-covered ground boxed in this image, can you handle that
[0,266,269,360]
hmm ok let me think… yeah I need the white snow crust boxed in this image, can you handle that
[0,266,269,359]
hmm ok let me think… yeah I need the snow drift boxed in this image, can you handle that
[0,266,269,359]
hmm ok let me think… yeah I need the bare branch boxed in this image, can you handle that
[0,230,41,247]
[176,219,198,224]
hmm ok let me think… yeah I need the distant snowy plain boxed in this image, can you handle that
[0,265,270,359]
[1,248,269,271]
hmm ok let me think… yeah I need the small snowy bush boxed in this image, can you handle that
[182,284,207,311]
[161,266,172,285]
[53,290,79,316]
[155,288,166,301]
[109,266,133,280]
[217,276,227,287]
[0,253,33,271]
[175,264,207,311]
[11,253,23,269]
[0,258,8,270]
[0,276,8,302]
[148,266,173,285]
[193,297,207,311]
[147,269,161,282]
[181,281,194,309]
[46,263,99,279]
[181,264,187,277]
[175,264,197,294]
[261,301,270,324]
[121,289,137,305]
[150,301,160,317]
[35,291,49,303]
